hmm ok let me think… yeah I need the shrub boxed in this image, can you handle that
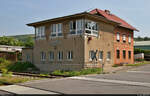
[8,61,38,72]
[0,58,12,70]
[135,58,145,62]
[52,68,102,77]
[1,68,12,77]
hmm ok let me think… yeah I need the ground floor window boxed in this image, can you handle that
[26,54,30,61]
[49,51,54,61]
[58,51,63,60]
[99,51,103,61]
[123,50,126,59]
[67,51,73,60]
[89,50,94,61]
[41,52,46,61]
[116,50,120,59]
[128,51,131,59]
[107,51,111,60]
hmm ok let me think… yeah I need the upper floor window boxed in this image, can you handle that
[40,51,46,61]
[35,26,45,40]
[50,23,62,37]
[117,32,120,42]
[58,51,63,61]
[69,19,84,35]
[128,34,131,43]
[85,20,98,37]
[123,34,126,42]
[67,51,73,60]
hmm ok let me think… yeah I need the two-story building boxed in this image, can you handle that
[22,8,138,72]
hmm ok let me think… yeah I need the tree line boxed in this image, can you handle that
[0,36,33,47]
[134,36,150,41]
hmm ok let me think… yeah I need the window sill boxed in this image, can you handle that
[49,36,63,39]
[99,59,103,61]
[67,59,73,61]
[85,33,98,37]
[106,59,111,61]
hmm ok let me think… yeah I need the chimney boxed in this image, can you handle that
[104,10,110,15]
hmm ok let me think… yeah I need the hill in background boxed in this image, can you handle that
[7,34,34,42]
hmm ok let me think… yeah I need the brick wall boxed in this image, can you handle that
[114,27,134,65]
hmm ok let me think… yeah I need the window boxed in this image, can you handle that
[26,54,30,61]
[128,34,131,43]
[35,26,45,40]
[107,51,111,60]
[49,51,54,61]
[116,50,120,59]
[123,34,126,42]
[117,32,120,41]
[69,21,76,34]
[58,51,63,60]
[50,23,62,37]
[67,51,73,60]
[41,52,46,61]
[69,19,84,35]
[99,51,103,61]
[89,50,94,61]
[85,20,98,36]
[76,19,84,34]
[128,51,131,59]
[123,50,126,59]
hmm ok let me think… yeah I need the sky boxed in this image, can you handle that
[0,0,149,37]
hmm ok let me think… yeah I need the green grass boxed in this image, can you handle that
[52,68,102,77]
[0,77,36,85]
[126,61,150,66]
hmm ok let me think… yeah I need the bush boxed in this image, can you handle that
[135,59,145,62]
[8,61,38,72]
[0,58,12,70]
[1,68,12,77]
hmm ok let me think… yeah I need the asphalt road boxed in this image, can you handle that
[19,64,150,94]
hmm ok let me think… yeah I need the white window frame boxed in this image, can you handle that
[35,26,45,40]
[123,34,126,42]
[50,23,62,38]
[67,51,73,60]
[99,51,103,61]
[117,32,120,41]
[58,51,63,61]
[85,20,98,37]
[26,54,30,61]
[128,34,131,43]
[69,19,84,35]
[49,51,54,61]
[89,50,94,61]
[107,51,111,61]
[41,52,46,61]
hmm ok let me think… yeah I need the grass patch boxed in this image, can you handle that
[0,77,35,85]
[52,68,102,77]
[126,61,150,66]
